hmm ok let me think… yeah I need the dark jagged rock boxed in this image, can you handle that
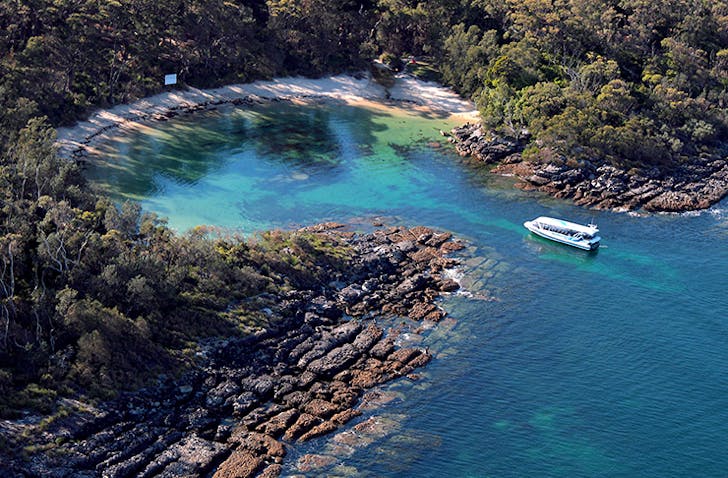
[369,336,396,360]
[256,409,298,438]
[2,225,465,478]
[408,302,444,322]
[339,284,364,303]
[438,278,460,292]
[307,343,361,377]
[449,123,525,163]
[450,123,728,212]
[284,413,322,441]
[352,324,384,352]
[213,450,262,478]
[207,381,241,409]
[231,392,259,417]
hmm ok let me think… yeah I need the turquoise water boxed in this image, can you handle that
[86,102,728,477]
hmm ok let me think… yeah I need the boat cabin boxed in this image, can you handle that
[533,220,596,239]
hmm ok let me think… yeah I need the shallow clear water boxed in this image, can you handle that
[87,102,728,477]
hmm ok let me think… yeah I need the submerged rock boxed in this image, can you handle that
[296,454,337,473]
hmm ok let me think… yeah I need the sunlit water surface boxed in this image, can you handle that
[86,101,728,477]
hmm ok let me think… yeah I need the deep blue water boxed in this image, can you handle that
[86,102,728,477]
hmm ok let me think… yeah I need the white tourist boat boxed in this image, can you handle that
[524,216,601,250]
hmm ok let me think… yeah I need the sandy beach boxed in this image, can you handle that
[56,73,478,160]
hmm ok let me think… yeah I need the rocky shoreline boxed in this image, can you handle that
[1,223,465,478]
[447,123,728,212]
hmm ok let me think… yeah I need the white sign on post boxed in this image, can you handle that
[164,74,177,86]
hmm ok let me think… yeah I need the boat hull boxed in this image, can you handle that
[524,221,600,250]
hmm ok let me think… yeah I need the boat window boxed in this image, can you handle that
[538,223,592,239]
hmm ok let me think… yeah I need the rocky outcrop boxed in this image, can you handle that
[1,224,464,478]
[448,123,728,212]
[446,123,525,164]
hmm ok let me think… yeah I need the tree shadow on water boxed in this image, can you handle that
[87,110,252,199]
[86,101,393,201]
[245,101,389,170]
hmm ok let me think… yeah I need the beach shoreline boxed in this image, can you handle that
[56,73,479,161]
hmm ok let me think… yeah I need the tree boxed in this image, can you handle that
[440,24,498,97]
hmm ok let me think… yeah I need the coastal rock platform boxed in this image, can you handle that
[448,123,728,212]
[1,224,465,478]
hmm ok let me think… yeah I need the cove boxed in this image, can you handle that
[86,101,728,477]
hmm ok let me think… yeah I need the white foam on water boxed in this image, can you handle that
[443,266,477,297]
[627,210,648,218]
[709,206,727,219]
[442,266,464,284]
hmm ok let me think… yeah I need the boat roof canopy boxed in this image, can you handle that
[533,216,599,234]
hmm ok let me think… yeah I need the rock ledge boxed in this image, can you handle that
[448,123,728,212]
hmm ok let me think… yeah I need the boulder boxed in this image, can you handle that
[213,450,262,478]
[206,380,240,409]
[408,302,443,322]
[369,337,395,360]
[394,274,429,296]
[302,399,341,419]
[352,324,384,352]
[438,278,460,292]
[339,285,364,304]
[231,392,258,417]
[240,375,274,399]
[154,435,227,478]
[284,413,322,441]
[257,464,283,478]
[307,343,361,377]
[256,409,298,438]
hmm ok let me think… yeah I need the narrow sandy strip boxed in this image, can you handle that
[56,73,479,160]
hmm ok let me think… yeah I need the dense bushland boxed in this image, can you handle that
[438,0,728,169]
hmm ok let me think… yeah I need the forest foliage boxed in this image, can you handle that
[0,0,726,415]
[438,0,728,169]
